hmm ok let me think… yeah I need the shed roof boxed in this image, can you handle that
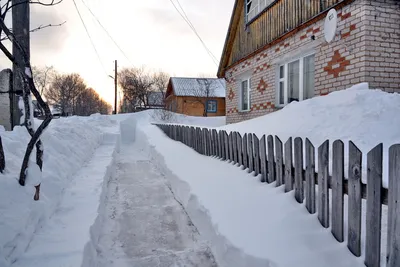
[169,77,226,98]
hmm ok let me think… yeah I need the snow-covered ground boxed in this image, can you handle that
[1,84,398,267]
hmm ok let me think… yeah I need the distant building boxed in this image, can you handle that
[165,77,226,117]
[218,0,400,124]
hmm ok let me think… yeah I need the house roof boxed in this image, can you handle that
[168,77,226,98]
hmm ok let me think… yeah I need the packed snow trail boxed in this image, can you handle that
[95,139,218,266]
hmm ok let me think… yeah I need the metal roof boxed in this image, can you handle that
[170,77,226,98]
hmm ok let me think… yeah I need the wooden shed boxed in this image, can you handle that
[165,77,226,117]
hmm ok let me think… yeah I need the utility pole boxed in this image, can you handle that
[114,60,117,114]
[11,0,30,127]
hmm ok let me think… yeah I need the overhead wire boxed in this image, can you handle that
[168,0,220,66]
[72,0,108,75]
[80,0,134,66]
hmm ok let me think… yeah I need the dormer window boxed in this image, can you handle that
[246,0,275,23]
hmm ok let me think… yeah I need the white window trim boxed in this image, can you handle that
[276,51,315,108]
[239,77,251,112]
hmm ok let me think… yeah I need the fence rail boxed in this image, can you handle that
[154,124,400,267]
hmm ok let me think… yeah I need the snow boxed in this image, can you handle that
[219,83,400,187]
[25,67,32,79]
[18,96,25,125]
[26,161,42,186]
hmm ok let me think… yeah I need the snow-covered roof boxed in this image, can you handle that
[170,77,226,98]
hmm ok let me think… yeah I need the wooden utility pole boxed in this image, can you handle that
[11,0,30,127]
[114,60,117,114]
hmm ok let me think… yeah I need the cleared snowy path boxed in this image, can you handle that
[95,140,218,266]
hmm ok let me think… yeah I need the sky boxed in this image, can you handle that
[0,0,234,107]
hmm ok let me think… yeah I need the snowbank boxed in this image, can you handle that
[0,115,117,266]
[219,83,400,187]
[144,124,364,267]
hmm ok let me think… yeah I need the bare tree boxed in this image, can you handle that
[75,87,112,116]
[32,65,56,96]
[0,0,65,200]
[192,78,217,117]
[45,73,86,116]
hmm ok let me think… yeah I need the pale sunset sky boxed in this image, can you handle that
[0,0,234,108]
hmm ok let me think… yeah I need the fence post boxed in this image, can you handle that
[275,136,283,186]
[365,144,383,267]
[253,134,260,177]
[348,141,362,256]
[242,133,248,169]
[248,134,254,174]
[260,135,267,183]
[318,140,329,228]
[284,138,293,192]
[267,135,275,183]
[332,140,344,242]
[294,137,304,203]
[305,138,316,214]
[387,144,400,267]
[237,133,243,167]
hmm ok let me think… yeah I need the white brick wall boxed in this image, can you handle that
[0,70,12,131]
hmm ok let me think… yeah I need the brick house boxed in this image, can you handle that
[165,77,226,117]
[217,0,400,124]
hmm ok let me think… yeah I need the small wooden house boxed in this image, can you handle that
[218,0,400,124]
[165,77,226,117]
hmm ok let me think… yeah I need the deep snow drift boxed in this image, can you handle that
[219,83,400,187]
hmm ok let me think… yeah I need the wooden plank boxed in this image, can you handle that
[196,127,201,153]
[332,140,344,242]
[0,135,5,173]
[387,144,400,267]
[253,134,260,177]
[284,138,293,192]
[347,141,362,256]
[233,132,238,164]
[220,131,225,159]
[318,140,329,228]
[305,138,316,214]
[213,130,218,157]
[224,131,229,161]
[205,129,210,156]
[260,135,267,183]
[243,133,248,169]
[217,130,221,158]
[294,137,304,203]
[237,133,243,167]
[248,134,254,174]
[228,132,234,162]
[191,127,195,149]
[275,136,283,186]
[268,135,275,183]
[365,144,383,267]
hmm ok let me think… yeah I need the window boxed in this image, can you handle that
[277,54,315,107]
[207,100,217,113]
[240,79,251,111]
[246,0,275,22]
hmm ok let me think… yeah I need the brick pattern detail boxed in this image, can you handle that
[256,52,268,61]
[227,107,239,114]
[323,50,351,78]
[301,26,321,40]
[250,102,275,111]
[341,23,357,39]
[241,61,251,69]
[228,87,235,101]
[257,78,268,94]
[253,63,270,74]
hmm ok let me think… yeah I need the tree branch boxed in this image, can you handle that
[30,20,66,33]
[5,0,64,14]
[0,41,14,61]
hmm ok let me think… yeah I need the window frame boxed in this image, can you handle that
[206,100,217,113]
[239,78,251,112]
[245,0,277,24]
[276,52,315,108]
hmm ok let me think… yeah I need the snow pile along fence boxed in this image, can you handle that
[154,123,400,267]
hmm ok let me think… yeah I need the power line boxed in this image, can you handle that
[168,0,219,66]
[175,0,220,64]
[72,0,108,75]
[80,0,134,66]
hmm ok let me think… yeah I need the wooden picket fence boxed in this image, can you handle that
[154,123,400,267]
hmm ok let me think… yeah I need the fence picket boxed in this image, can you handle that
[0,135,5,173]
[284,138,293,192]
[224,131,229,161]
[318,140,329,228]
[348,141,362,256]
[365,144,383,267]
[243,134,248,169]
[253,134,260,176]
[213,130,218,156]
[387,145,400,267]
[260,135,267,183]
[275,136,283,186]
[217,131,222,158]
[233,132,238,164]
[237,133,243,166]
[228,132,234,162]
[267,135,275,184]
[191,127,195,149]
[248,134,254,174]
[305,138,316,214]
[332,140,344,242]
[221,131,226,160]
[294,137,304,203]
